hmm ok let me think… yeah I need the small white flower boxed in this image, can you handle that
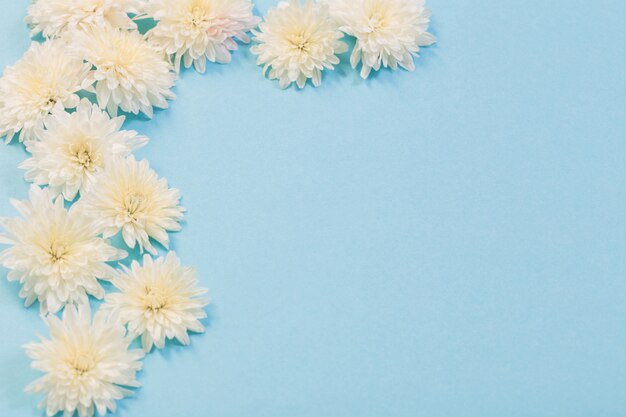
[146,0,260,73]
[103,252,209,351]
[24,305,144,417]
[323,0,436,79]
[0,40,90,143]
[80,156,185,255]
[69,25,177,117]
[250,0,348,89]
[0,186,127,314]
[20,99,148,201]
[26,0,144,39]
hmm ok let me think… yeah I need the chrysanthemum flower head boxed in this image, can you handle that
[26,0,144,39]
[0,186,127,314]
[69,25,177,117]
[20,99,148,201]
[103,252,209,351]
[24,305,144,417]
[146,0,260,73]
[324,0,436,78]
[250,0,348,89]
[0,40,90,143]
[80,156,185,255]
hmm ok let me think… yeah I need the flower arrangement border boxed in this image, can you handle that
[0,1,435,416]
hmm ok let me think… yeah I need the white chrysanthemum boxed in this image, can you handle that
[323,0,435,78]
[26,0,144,39]
[145,0,260,73]
[0,186,126,314]
[250,0,348,89]
[24,305,144,417]
[69,25,177,117]
[80,156,185,255]
[20,99,148,201]
[0,40,90,143]
[103,252,209,351]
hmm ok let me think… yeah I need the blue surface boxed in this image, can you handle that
[1,0,626,416]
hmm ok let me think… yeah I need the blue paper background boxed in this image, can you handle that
[1,0,626,416]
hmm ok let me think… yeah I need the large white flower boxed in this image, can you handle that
[145,0,260,73]
[26,0,144,39]
[0,40,90,143]
[24,305,144,417]
[323,0,435,78]
[69,25,177,117]
[20,99,148,201]
[0,186,127,314]
[103,252,209,351]
[80,156,185,255]
[250,0,348,89]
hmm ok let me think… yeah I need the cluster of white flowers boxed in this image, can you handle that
[251,0,435,88]
[0,1,228,416]
[0,0,435,415]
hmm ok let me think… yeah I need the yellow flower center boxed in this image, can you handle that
[288,32,311,53]
[366,12,386,32]
[48,241,68,264]
[26,77,58,110]
[122,191,145,219]
[187,4,210,29]
[69,141,101,172]
[45,96,57,106]
[144,286,168,311]
[70,351,96,376]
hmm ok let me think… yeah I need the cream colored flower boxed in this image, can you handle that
[26,0,144,39]
[250,0,348,89]
[24,305,144,417]
[323,0,435,78]
[145,0,260,73]
[0,40,90,143]
[80,156,185,255]
[0,186,126,314]
[69,25,177,117]
[20,99,148,201]
[103,252,209,351]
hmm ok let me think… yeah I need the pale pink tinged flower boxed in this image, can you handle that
[146,0,260,73]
